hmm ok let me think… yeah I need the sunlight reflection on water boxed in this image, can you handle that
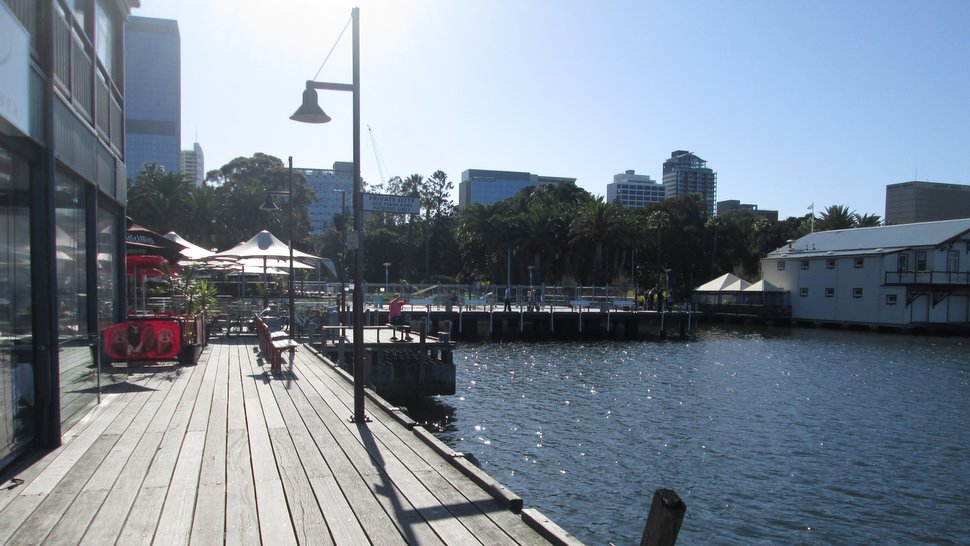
[412,325,970,544]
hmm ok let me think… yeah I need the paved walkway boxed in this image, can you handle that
[0,336,578,545]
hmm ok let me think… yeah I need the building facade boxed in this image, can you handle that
[662,150,717,215]
[716,199,779,222]
[179,141,204,185]
[606,170,664,208]
[458,169,576,209]
[885,181,970,225]
[300,162,353,232]
[762,219,970,328]
[124,15,179,177]
[0,0,135,469]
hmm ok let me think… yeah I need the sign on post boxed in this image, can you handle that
[362,193,420,214]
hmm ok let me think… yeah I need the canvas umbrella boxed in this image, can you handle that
[164,231,216,262]
[126,223,186,311]
[210,230,321,308]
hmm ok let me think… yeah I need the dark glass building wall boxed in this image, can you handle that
[0,146,35,468]
[0,0,131,469]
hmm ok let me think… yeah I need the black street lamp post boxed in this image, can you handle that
[290,7,367,422]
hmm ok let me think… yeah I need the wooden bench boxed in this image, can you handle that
[270,337,300,373]
[253,314,300,374]
[613,300,635,311]
[569,299,592,310]
[390,323,413,342]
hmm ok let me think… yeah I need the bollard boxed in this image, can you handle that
[640,488,686,546]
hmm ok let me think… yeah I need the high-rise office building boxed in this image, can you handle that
[607,170,665,208]
[180,142,205,185]
[300,162,354,232]
[885,181,970,225]
[458,169,576,209]
[124,16,180,178]
[662,151,717,215]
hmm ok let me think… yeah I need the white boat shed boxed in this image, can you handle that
[762,218,970,329]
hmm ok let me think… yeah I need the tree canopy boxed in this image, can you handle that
[125,155,883,295]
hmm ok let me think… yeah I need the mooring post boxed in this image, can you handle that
[639,488,686,546]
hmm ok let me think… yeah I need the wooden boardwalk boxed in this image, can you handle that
[0,336,577,545]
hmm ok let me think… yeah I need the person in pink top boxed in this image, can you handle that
[388,293,411,341]
[388,293,406,326]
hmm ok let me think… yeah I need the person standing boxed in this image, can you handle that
[504,286,513,312]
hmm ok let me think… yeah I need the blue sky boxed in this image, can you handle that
[132,0,970,220]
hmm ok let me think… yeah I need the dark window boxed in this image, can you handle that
[852,288,863,298]
[916,251,927,271]
[825,288,835,297]
[800,287,808,297]
[854,258,864,269]
[826,258,836,269]
[777,261,786,271]
[801,260,809,270]
[886,294,898,305]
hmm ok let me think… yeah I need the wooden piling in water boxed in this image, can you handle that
[640,488,686,546]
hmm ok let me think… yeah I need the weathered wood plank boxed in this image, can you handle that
[288,354,484,544]
[225,343,259,545]
[153,429,206,544]
[84,360,202,544]
[190,344,229,545]
[2,434,118,545]
[270,364,415,546]
[238,344,296,546]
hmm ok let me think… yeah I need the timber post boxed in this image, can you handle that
[640,488,686,546]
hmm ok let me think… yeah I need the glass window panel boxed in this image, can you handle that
[55,171,96,431]
[0,145,35,465]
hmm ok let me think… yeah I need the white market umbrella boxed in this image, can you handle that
[210,230,320,261]
[210,231,320,307]
[165,231,216,261]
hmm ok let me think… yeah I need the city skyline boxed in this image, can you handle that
[130,0,970,220]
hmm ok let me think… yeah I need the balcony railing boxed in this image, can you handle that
[884,271,970,286]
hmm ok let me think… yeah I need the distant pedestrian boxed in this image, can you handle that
[504,286,512,312]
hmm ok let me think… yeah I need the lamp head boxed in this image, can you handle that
[260,193,281,212]
[290,87,332,123]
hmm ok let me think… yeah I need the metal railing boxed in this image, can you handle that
[884,271,970,286]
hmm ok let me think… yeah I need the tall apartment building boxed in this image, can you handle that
[0,0,136,468]
[458,169,576,209]
[885,181,970,225]
[124,16,180,178]
[180,142,205,185]
[662,150,717,215]
[300,162,354,232]
[607,170,665,208]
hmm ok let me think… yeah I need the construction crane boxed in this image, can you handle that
[367,124,387,186]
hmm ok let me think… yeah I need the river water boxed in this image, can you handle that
[417,325,970,544]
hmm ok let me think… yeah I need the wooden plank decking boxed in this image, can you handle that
[0,336,578,545]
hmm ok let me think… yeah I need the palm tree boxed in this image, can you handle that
[817,204,858,231]
[127,163,192,232]
[571,197,620,285]
[645,209,671,274]
[857,213,882,227]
